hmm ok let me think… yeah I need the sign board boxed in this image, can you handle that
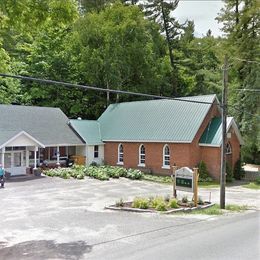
[175,167,194,192]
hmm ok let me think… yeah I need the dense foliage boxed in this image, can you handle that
[0,0,258,162]
[44,165,144,181]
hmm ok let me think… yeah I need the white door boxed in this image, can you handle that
[5,151,27,176]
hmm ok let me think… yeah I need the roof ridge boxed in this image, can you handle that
[106,94,217,106]
[0,104,60,110]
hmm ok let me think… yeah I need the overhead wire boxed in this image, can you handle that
[0,73,259,119]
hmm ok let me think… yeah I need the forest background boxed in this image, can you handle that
[0,0,259,163]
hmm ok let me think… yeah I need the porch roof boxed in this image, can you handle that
[0,104,85,147]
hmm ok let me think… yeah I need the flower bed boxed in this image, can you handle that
[106,195,214,213]
[43,165,144,181]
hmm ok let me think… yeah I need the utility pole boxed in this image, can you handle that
[220,55,228,209]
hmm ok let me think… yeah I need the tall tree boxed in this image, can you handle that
[218,0,260,163]
[73,2,171,117]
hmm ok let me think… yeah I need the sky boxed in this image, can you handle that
[174,0,225,37]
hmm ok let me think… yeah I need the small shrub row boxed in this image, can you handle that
[44,165,144,181]
[131,196,183,211]
[130,195,206,211]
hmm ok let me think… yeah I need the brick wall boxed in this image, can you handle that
[227,127,241,170]
[104,142,195,175]
[103,102,241,179]
[201,146,221,180]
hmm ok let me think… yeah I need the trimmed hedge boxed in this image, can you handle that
[44,165,144,181]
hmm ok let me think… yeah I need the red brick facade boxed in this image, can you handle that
[104,102,241,180]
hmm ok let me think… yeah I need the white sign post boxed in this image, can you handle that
[172,167,199,206]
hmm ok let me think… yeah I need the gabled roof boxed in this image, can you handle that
[98,94,218,143]
[69,120,103,145]
[199,117,244,146]
[0,130,45,149]
[0,104,84,147]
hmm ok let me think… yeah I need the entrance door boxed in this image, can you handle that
[4,151,27,176]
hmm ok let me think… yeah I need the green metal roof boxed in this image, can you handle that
[69,120,103,145]
[98,94,217,143]
[199,117,233,146]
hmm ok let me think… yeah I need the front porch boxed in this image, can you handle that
[0,131,86,176]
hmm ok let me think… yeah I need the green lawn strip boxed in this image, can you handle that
[198,181,219,188]
[143,174,220,188]
[142,174,172,184]
[188,204,247,215]
[242,182,260,190]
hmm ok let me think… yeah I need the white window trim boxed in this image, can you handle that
[117,143,124,165]
[94,145,99,158]
[138,144,146,167]
[162,144,170,169]
[226,142,232,155]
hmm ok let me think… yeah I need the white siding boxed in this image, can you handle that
[86,145,104,165]
[6,134,40,147]
[76,146,86,157]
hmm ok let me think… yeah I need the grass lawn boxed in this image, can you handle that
[143,174,220,188]
[188,204,248,215]
[198,181,219,188]
[242,182,260,190]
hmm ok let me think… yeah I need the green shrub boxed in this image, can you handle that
[233,159,245,180]
[132,197,149,209]
[151,196,165,208]
[256,176,260,185]
[198,161,212,182]
[115,198,124,207]
[126,169,143,180]
[168,198,179,208]
[155,201,167,211]
[181,195,188,203]
[226,162,233,182]
[76,174,84,179]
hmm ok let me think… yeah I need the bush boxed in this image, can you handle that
[115,198,124,207]
[226,162,233,182]
[126,169,143,180]
[255,176,260,185]
[181,195,188,203]
[151,196,165,208]
[198,161,213,182]
[168,198,179,208]
[155,201,167,211]
[233,159,245,180]
[132,197,149,209]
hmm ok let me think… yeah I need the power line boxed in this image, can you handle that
[232,57,260,65]
[0,73,216,106]
[229,105,260,120]
[235,89,260,92]
[1,73,259,120]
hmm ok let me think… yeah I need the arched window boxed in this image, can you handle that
[139,144,145,166]
[118,144,124,164]
[163,144,170,167]
[226,142,232,154]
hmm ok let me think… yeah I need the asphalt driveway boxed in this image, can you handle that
[0,176,259,259]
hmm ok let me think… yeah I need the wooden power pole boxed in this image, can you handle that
[220,55,228,209]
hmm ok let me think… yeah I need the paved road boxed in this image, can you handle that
[0,176,259,259]
[87,211,259,260]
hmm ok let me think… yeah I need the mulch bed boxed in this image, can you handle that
[105,201,214,214]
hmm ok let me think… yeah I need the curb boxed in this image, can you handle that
[105,202,215,214]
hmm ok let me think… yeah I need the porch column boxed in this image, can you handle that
[34,146,37,169]
[1,148,5,168]
[56,146,60,167]
[25,148,29,167]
